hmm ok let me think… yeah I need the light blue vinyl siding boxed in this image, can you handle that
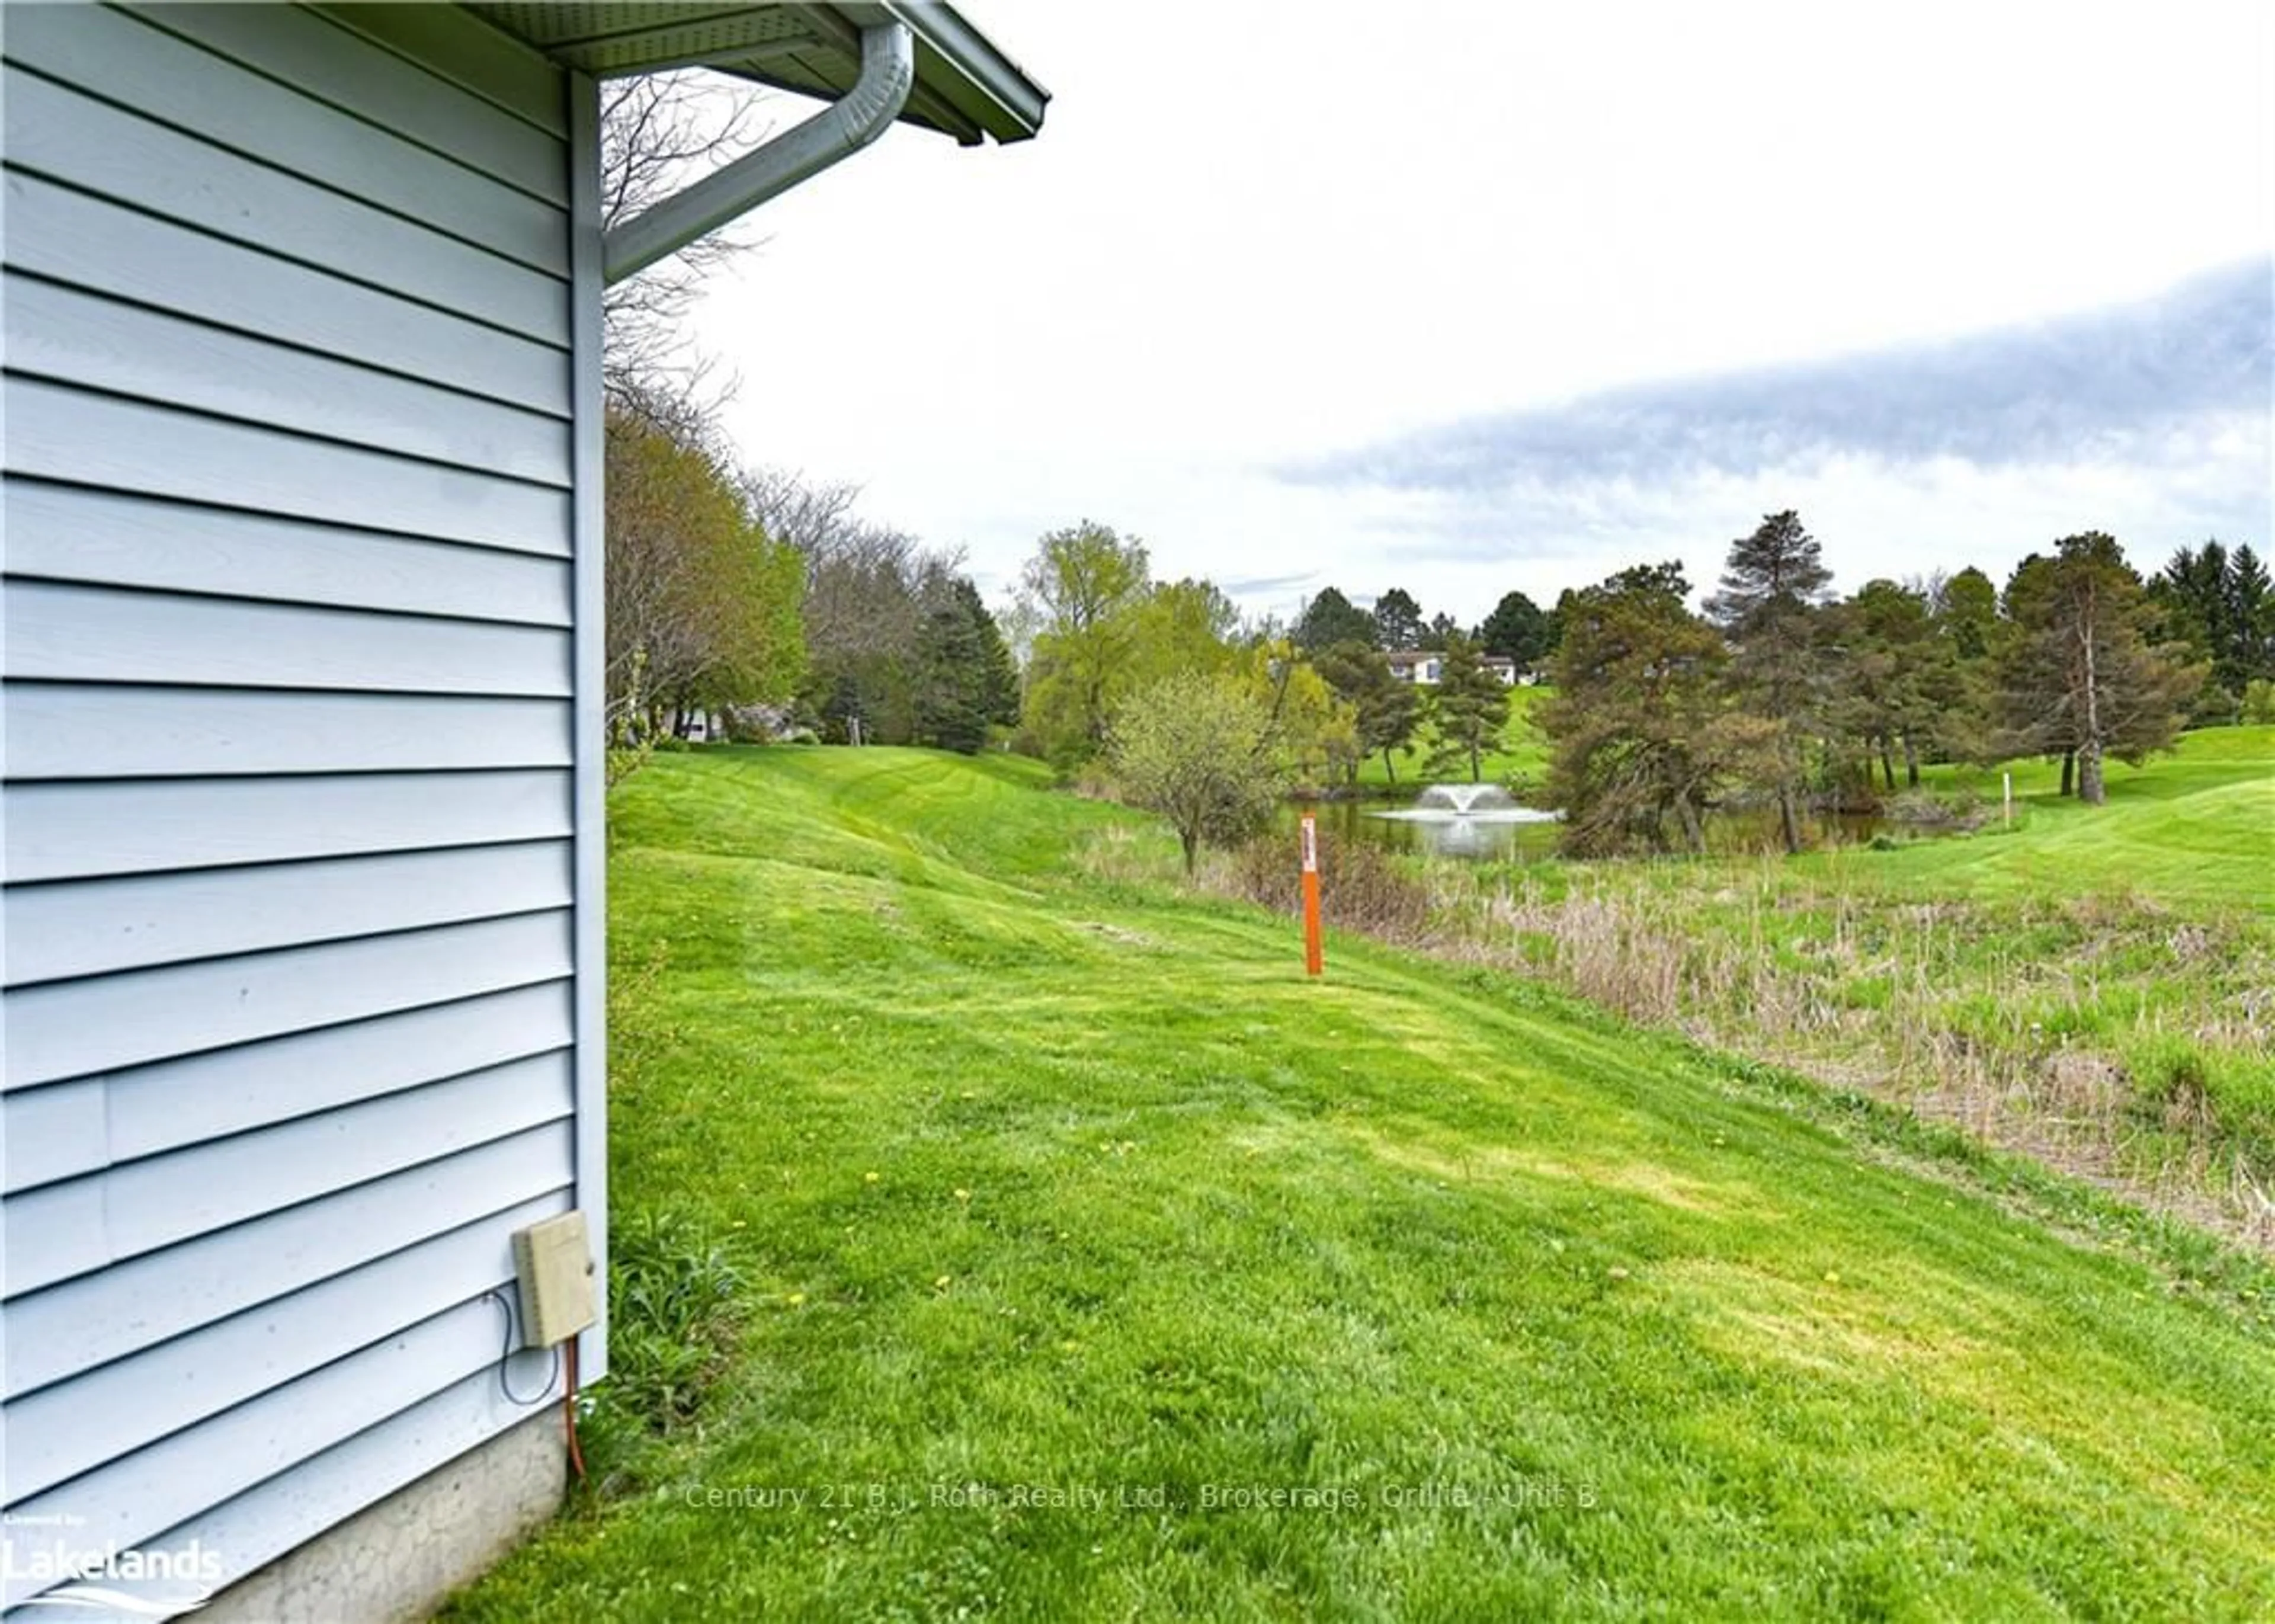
[1,2,599,1609]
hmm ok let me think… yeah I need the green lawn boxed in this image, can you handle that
[449,747,2275,1622]
[1354,684,1550,791]
[1828,726,2275,916]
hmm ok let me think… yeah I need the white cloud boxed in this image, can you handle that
[695,0,2275,625]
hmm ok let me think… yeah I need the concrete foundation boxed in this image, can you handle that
[201,1411,565,1623]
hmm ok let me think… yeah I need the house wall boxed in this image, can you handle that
[2,3,603,1609]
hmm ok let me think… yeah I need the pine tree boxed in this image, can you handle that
[1704,510,1836,852]
[1313,641,1421,784]
[912,578,1020,754]
[1291,586,1379,652]
[1841,579,1950,791]
[1423,632,1511,783]
[1478,590,1550,668]
[1539,562,1776,854]
[1370,587,1425,651]
[1998,533,2204,803]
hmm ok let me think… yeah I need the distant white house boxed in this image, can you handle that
[1385,649,1520,686]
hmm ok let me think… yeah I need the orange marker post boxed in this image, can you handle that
[1299,811,1324,976]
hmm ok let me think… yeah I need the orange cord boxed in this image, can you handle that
[563,1335,588,1483]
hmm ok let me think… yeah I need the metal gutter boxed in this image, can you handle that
[866,2,1046,144]
[601,17,915,284]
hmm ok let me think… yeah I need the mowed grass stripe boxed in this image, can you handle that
[453,746,2275,1623]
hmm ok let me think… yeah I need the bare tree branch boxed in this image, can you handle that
[600,71,775,407]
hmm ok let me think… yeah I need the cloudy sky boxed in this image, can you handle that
[694,0,2274,627]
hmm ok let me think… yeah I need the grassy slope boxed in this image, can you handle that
[1355,685,1550,790]
[1827,726,2275,915]
[451,748,2275,1622]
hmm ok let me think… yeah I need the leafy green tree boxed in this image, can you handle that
[2243,677,2275,725]
[1371,587,1425,651]
[1017,521,1152,765]
[1477,590,1550,668]
[1291,586,1378,652]
[1998,533,2204,803]
[1108,671,1289,875]
[603,408,805,751]
[1241,640,1358,789]
[1705,510,1837,852]
[1420,611,1463,652]
[1314,640,1421,784]
[1540,562,1773,854]
[1125,578,1243,693]
[1422,632,1511,783]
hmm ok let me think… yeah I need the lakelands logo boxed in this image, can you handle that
[3,1527,223,1619]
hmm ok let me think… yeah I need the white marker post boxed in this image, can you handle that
[1299,812,1323,977]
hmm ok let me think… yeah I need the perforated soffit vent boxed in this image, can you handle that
[471,3,815,74]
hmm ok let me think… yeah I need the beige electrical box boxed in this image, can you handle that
[511,1210,597,1349]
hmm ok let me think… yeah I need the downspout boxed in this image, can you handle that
[602,20,915,284]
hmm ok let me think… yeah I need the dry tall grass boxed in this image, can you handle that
[1438,861,2275,1251]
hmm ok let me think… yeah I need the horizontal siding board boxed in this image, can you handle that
[114,1370,561,1612]
[1,1295,551,1606]
[6,840,573,985]
[4,1190,565,1501]
[2,68,567,342]
[2,172,569,415]
[4,274,571,485]
[312,2,566,134]
[3,983,575,1194]
[4,1124,572,1394]
[2,381,573,553]
[124,2,568,203]
[3,483,572,624]
[2,912,575,1088]
[5,771,572,884]
[0,1,594,1582]
[3,1052,573,1297]
[4,582,571,697]
[0,1082,108,1194]
[4,686,573,781]
[4,4,566,273]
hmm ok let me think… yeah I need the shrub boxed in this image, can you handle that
[579,1207,744,1489]
[2242,678,2275,726]
[1219,824,1432,941]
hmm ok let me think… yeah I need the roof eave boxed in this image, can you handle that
[868,2,1047,145]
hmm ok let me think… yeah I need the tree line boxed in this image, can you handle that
[1540,513,2259,856]
[602,393,1023,765]
[598,75,1021,772]
[1001,510,2270,870]
[597,79,2267,858]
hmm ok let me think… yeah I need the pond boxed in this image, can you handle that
[1280,788,1889,863]
[1279,786,1563,863]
